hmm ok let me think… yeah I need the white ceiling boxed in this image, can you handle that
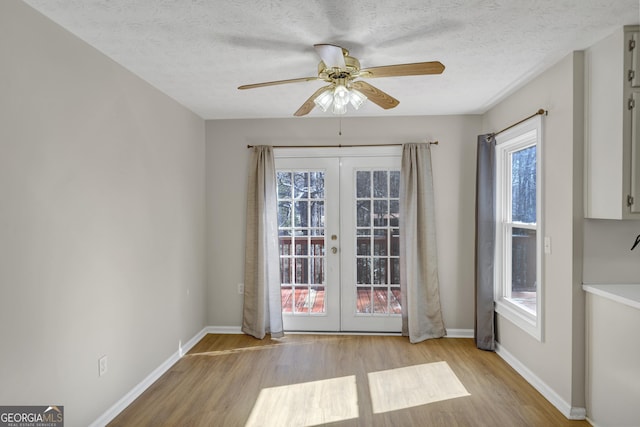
[22,0,639,120]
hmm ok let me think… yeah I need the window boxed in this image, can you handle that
[494,116,543,340]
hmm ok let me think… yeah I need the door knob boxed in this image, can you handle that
[331,247,338,254]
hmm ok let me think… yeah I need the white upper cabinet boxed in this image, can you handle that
[631,31,639,88]
[585,26,640,219]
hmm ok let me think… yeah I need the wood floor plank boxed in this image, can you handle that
[108,335,590,427]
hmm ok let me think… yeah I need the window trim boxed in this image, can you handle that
[494,115,543,341]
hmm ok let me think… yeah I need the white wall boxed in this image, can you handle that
[583,219,640,283]
[0,2,206,426]
[205,115,481,332]
[482,52,586,416]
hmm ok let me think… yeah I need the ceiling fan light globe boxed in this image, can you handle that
[332,103,347,115]
[333,85,350,108]
[314,89,334,112]
[349,89,367,110]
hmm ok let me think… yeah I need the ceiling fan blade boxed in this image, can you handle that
[314,44,346,69]
[294,85,333,117]
[351,81,399,110]
[360,61,445,78]
[238,76,319,90]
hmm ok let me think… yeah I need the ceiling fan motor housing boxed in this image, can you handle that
[318,54,361,82]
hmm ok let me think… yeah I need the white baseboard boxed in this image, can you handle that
[89,327,209,427]
[495,343,586,420]
[206,326,474,338]
[205,325,243,334]
[446,329,474,338]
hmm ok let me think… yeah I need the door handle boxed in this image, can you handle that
[331,247,338,254]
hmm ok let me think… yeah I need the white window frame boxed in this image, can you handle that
[494,115,543,341]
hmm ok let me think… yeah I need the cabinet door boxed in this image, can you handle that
[632,91,640,214]
[631,32,639,88]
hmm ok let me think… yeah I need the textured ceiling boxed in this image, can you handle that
[22,0,640,120]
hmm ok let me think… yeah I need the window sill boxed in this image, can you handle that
[495,298,542,341]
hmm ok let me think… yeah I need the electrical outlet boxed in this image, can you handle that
[238,283,244,295]
[98,355,108,377]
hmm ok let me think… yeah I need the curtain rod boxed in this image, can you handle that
[492,108,547,138]
[247,141,438,149]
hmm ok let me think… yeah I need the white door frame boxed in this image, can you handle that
[274,146,402,332]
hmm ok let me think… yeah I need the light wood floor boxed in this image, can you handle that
[109,334,591,426]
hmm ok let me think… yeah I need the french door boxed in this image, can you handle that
[275,148,402,332]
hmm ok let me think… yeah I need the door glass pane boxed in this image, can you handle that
[390,171,400,198]
[357,230,371,256]
[309,172,324,198]
[390,228,400,256]
[280,258,291,284]
[373,229,387,255]
[277,170,326,315]
[295,258,308,284]
[310,201,324,227]
[278,202,291,228]
[281,286,293,312]
[389,200,399,226]
[355,168,401,315]
[373,171,388,197]
[294,236,308,255]
[511,146,536,223]
[373,287,389,314]
[357,200,371,227]
[294,288,309,313]
[356,171,371,198]
[294,172,308,198]
[390,287,401,314]
[357,287,372,313]
[373,258,387,284]
[294,201,308,227]
[277,172,292,199]
[390,258,400,284]
[510,227,537,313]
[374,200,388,226]
[357,258,371,284]
[310,235,324,256]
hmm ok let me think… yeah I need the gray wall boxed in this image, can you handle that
[0,2,206,426]
[205,116,481,331]
[482,52,586,414]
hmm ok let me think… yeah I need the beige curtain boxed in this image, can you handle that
[400,143,446,343]
[242,146,284,339]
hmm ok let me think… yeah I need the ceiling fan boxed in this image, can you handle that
[238,44,445,116]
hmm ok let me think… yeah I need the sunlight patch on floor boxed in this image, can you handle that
[368,361,470,414]
[245,375,358,427]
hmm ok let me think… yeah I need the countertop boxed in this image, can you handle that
[582,283,640,311]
